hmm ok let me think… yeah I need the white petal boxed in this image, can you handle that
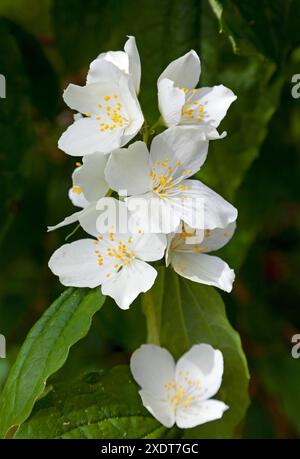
[133,233,167,261]
[158,78,185,127]
[139,390,175,428]
[178,179,238,230]
[171,252,235,292]
[58,117,123,156]
[124,36,141,93]
[95,197,134,234]
[158,50,200,89]
[78,203,103,237]
[150,126,209,179]
[75,153,109,202]
[197,85,237,128]
[126,193,181,234]
[86,59,125,86]
[68,186,90,208]
[130,344,176,396]
[88,51,129,85]
[176,344,224,400]
[48,239,105,288]
[176,399,228,429]
[101,259,157,309]
[200,125,227,140]
[105,141,151,195]
[47,209,84,232]
[200,222,236,253]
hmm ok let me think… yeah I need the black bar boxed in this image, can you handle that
[0,439,297,456]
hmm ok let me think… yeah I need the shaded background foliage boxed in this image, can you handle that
[0,0,299,438]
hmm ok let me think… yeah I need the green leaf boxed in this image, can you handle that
[4,19,60,119]
[0,287,105,438]
[0,0,52,36]
[208,0,300,63]
[258,356,300,436]
[147,268,249,438]
[16,366,179,439]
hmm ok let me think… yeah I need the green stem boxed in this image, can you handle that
[149,116,164,133]
[105,188,113,197]
[65,223,80,241]
[143,289,160,345]
[142,128,150,145]
[141,117,164,146]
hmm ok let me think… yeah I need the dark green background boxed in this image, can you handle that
[0,0,300,438]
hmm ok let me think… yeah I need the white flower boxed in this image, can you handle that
[166,222,236,292]
[48,200,167,309]
[158,50,236,139]
[48,153,109,233]
[130,343,228,428]
[58,61,144,156]
[68,154,108,207]
[105,126,237,233]
[87,36,141,94]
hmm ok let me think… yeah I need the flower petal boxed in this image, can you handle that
[87,52,128,85]
[177,179,238,230]
[47,209,84,232]
[105,141,151,195]
[48,239,105,288]
[78,203,104,237]
[101,259,157,309]
[198,222,236,253]
[75,152,109,202]
[48,203,103,238]
[197,85,237,128]
[158,50,200,89]
[58,117,123,156]
[133,233,167,261]
[124,36,141,93]
[86,59,125,86]
[170,252,235,292]
[176,399,228,429]
[139,390,176,428]
[176,344,224,400]
[130,344,176,396]
[150,126,209,179]
[126,193,181,234]
[158,78,185,127]
[68,185,89,208]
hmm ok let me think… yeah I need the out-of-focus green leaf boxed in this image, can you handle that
[0,0,52,36]
[146,268,249,438]
[208,0,300,63]
[16,366,179,439]
[3,19,60,119]
[0,287,105,438]
[0,19,33,246]
[222,82,300,270]
[195,1,285,202]
[258,356,300,436]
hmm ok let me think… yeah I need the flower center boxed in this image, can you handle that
[150,159,190,198]
[179,87,205,123]
[163,372,201,411]
[94,235,135,278]
[85,93,129,133]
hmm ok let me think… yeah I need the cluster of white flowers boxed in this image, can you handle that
[48,36,237,310]
[48,37,236,429]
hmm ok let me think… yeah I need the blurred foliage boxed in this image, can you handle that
[0,0,299,439]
